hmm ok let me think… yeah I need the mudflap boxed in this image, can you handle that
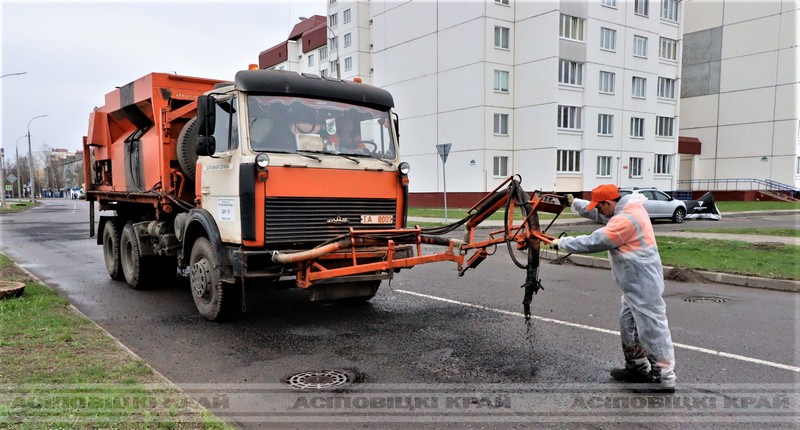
[309,278,381,302]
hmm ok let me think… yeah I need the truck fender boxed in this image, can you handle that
[179,208,227,268]
[96,216,117,245]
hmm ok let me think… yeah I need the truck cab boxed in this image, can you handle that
[181,70,411,319]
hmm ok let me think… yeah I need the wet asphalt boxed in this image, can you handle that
[0,199,797,429]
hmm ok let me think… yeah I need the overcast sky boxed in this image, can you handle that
[1,0,326,157]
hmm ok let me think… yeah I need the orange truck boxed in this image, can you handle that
[84,69,566,321]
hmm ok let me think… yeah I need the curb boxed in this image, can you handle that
[539,250,799,293]
[6,259,215,417]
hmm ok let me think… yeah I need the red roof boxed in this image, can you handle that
[258,15,328,69]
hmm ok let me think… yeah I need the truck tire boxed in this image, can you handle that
[176,117,199,179]
[102,220,125,281]
[120,223,153,289]
[189,237,241,321]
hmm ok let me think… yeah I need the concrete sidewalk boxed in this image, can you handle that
[407,210,800,292]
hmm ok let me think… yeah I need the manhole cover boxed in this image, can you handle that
[285,370,350,390]
[683,296,728,303]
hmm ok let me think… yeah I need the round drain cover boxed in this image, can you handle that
[285,370,350,390]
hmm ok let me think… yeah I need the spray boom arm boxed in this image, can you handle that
[271,176,569,317]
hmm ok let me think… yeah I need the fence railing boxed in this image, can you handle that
[676,178,799,194]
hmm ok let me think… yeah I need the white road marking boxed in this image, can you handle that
[396,289,800,373]
[72,203,77,213]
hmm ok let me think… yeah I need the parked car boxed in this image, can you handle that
[618,187,687,223]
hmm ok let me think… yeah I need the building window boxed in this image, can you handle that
[661,0,680,22]
[558,60,584,86]
[598,114,614,136]
[597,156,613,177]
[329,36,339,51]
[493,156,509,176]
[330,61,338,76]
[557,150,581,173]
[599,71,615,94]
[633,35,648,57]
[629,157,643,177]
[344,32,352,47]
[308,54,314,67]
[495,0,510,5]
[656,116,675,137]
[559,14,585,41]
[601,0,617,7]
[329,13,338,27]
[631,117,645,138]
[494,26,510,49]
[494,113,509,135]
[320,46,328,60]
[343,8,351,23]
[344,57,353,71]
[655,154,673,174]
[634,0,648,16]
[658,77,676,99]
[797,156,800,174]
[329,0,336,4]
[632,77,646,98]
[321,68,328,77]
[600,27,617,51]
[494,70,509,92]
[557,105,582,130]
[659,37,678,61]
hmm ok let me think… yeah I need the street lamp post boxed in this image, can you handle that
[15,135,26,199]
[27,114,48,202]
[299,16,340,79]
[0,72,27,79]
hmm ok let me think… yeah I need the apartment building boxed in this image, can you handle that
[679,0,800,189]
[261,0,683,197]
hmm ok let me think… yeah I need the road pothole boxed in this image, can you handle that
[283,370,352,390]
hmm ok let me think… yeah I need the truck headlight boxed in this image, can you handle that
[255,153,270,168]
[398,162,410,175]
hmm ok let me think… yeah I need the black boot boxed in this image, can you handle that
[610,368,652,383]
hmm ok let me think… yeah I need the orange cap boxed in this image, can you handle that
[585,184,620,210]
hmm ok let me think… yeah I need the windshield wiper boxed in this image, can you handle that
[292,150,322,161]
[330,153,360,164]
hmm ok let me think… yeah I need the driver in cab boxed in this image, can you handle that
[322,115,367,154]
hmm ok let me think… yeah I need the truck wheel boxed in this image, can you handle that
[177,117,199,179]
[120,223,153,289]
[189,237,241,321]
[102,220,125,281]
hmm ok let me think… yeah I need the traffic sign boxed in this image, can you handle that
[7,174,16,184]
[4,185,11,192]
[435,143,452,163]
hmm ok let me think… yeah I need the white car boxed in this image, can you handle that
[618,188,687,223]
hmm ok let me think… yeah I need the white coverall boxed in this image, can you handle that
[557,194,676,383]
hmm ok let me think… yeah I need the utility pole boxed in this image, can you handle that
[27,114,48,201]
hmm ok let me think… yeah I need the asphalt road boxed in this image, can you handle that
[1,199,797,429]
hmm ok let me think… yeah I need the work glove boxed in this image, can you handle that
[549,238,560,250]
[565,194,574,205]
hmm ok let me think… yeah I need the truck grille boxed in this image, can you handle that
[264,197,397,248]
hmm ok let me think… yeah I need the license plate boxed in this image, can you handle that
[361,214,394,224]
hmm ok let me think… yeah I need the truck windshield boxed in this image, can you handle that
[246,95,397,161]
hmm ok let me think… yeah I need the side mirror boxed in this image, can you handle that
[196,136,216,156]
[197,95,216,136]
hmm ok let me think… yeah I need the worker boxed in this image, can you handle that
[550,184,676,393]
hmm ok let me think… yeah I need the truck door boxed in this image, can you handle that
[198,96,242,244]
